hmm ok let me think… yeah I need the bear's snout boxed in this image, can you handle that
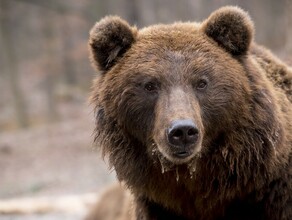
[167,119,199,159]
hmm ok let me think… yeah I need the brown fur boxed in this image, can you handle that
[89,6,292,220]
[85,184,134,220]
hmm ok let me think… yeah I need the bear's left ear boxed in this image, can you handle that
[89,16,137,72]
[201,6,254,56]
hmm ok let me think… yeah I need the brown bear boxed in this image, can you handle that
[88,6,292,220]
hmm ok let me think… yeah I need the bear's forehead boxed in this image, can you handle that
[130,23,225,62]
[127,32,222,70]
[138,23,203,48]
[120,45,222,83]
[117,23,241,79]
[139,22,201,36]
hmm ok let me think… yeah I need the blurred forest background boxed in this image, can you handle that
[0,0,291,219]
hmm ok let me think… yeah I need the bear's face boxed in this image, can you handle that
[89,7,257,166]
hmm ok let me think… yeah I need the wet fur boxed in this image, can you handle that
[89,6,292,220]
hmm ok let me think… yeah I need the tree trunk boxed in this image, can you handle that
[42,8,59,122]
[0,0,29,128]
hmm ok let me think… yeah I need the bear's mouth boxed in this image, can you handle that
[150,137,201,165]
[173,150,192,158]
[150,141,201,178]
[151,142,200,171]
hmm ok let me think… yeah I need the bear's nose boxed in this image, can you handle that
[167,119,199,154]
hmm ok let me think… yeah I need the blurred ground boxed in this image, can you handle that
[0,214,81,220]
[0,106,116,219]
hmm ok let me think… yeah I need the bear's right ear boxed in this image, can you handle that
[89,16,137,72]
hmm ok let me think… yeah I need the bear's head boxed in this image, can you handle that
[89,6,283,184]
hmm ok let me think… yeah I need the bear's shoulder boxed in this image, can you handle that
[251,44,292,102]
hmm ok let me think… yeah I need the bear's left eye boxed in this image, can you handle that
[144,82,158,92]
[196,79,208,90]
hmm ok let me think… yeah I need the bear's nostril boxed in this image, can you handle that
[188,128,197,136]
[167,119,199,150]
[172,129,184,139]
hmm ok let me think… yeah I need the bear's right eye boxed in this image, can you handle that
[144,82,158,93]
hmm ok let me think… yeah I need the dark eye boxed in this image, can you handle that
[196,79,208,90]
[144,82,158,92]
